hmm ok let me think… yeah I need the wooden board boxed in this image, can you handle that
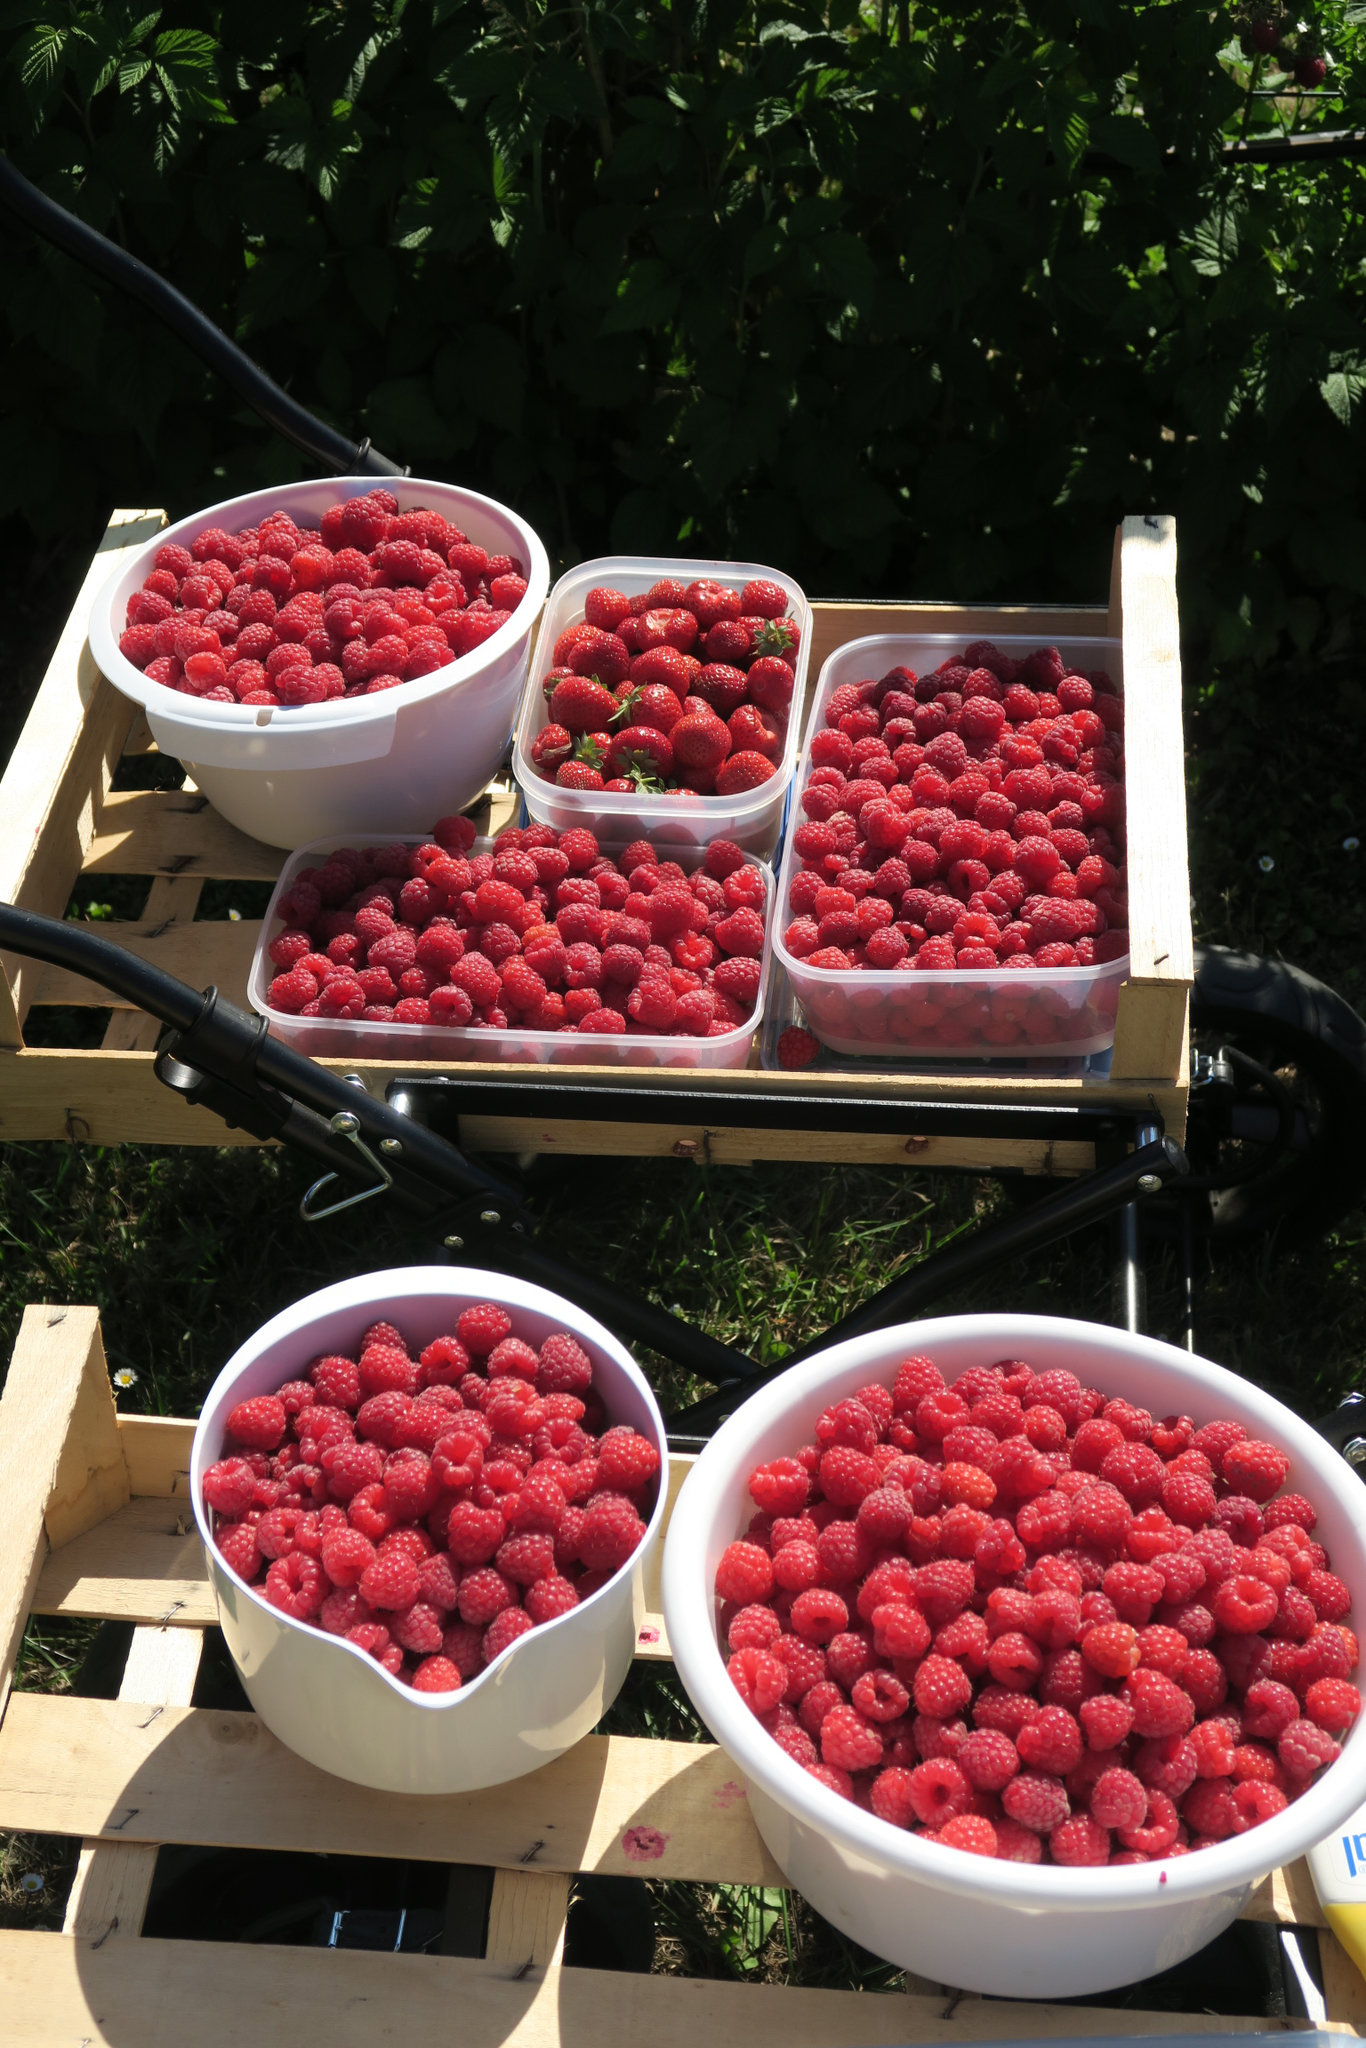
[0,512,1193,1154]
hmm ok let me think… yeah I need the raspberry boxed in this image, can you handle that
[716,1540,775,1605]
[579,1494,646,1573]
[913,1654,973,1718]
[1279,1716,1341,1778]
[596,1426,661,1494]
[1211,1574,1279,1634]
[264,1552,326,1618]
[906,1758,973,1824]
[226,1396,287,1450]
[1016,1705,1082,1774]
[1307,1569,1353,1621]
[1080,1692,1134,1749]
[215,1521,261,1579]
[994,1818,1045,1863]
[203,1457,258,1518]
[1221,1440,1291,1503]
[820,1703,885,1772]
[1091,1767,1147,1830]
[321,1525,377,1587]
[957,1728,1020,1791]
[1231,1781,1289,1831]
[938,1814,998,1857]
[1050,1815,1110,1865]
[818,1445,879,1507]
[359,1548,420,1611]
[729,1647,788,1713]
[870,1601,930,1660]
[1081,1622,1140,1679]
[1117,1787,1179,1855]
[484,1606,535,1661]
[525,1574,581,1624]
[825,1630,876,1690]
[458,1302,512,1356]
[1305,1677,1361,1733]
[1123,1668,1195,1739]
[1001,1772,1070,1833]
[1182,1779,1238,1839]
[411,1655,463,1692]
[1264,1494,1317,1533]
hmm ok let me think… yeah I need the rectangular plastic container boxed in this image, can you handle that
[512,555,811,856]
[248,833,772,1070]
[774,633,1129,1061]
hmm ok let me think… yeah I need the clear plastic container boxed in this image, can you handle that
[512,555,810,855]
[248,832,772,1070]
[774,633,1128,1061]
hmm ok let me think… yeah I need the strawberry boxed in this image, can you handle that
[541,664,574,703]
[747,656,796,715]
[643,578,688,608]
[694,663,749,716]
[741,578,789,619]
[705,618,757,665]
[626,608,698,656]
[715,750,777,796]
[574,732,611,768]
[583,586,633,629]
[728,703,782,758]
[672,710,731,775]
[628,645,694,694]
[530,722,573,772]
[607,725,674,781]
[683,579,743,630]
[632,684,685,733]
[556,760,605,789]
[754,615,799,660]
[553,622,598,667]
[549,675,618,733]
[565,626,631,687]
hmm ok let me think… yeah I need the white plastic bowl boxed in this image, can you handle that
[662,1312,1366,1998]
[89,479,550,850]
[513,555,810,854]
[192,1266,666,1793]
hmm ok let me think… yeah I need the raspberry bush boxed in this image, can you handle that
[202,1305,660,1687]
[717,1355,1358,1864]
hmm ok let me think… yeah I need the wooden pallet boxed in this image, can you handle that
[3,1303,1363,2043]
[0,513,1191,1170]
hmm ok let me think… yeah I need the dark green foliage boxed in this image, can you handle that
[2,0,1365,660]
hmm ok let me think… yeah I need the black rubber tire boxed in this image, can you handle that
[1187,944,1366,1243]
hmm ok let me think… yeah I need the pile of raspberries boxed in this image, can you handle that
[783,643,1128,978]
[526,575,800,798]
[116,489,529,707]
[202,1305,660,1691]
[716,1353,1357,1865]
[264,817,769,1040]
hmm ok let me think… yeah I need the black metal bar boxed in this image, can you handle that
[0,155,404,477]
[1116,1201,1143,1335]
[670,1134,1188,1432]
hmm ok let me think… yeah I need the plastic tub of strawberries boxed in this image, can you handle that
[246,814,774,1069]
[662,1311,1366,1998]
[87,479,549,850]
[512,556,811,855]
[773,634,1129,1061]
[191,1266,667,1793]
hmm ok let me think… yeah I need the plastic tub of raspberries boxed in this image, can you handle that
[247,814,773,1068]
[773,634,1129,1061]
[512,556,810,854]
[88,478,550,850]
[661,1311,1366,1998]
[192,1267,667,1794]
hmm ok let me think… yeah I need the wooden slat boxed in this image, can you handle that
[0,1695,786,1885]
[0,1305,127,1716]
[485,1871,571,1968]
[117,1415,195,1498]
[1321,1927,1366,2030]
[101,874,206,1050]
[1244,1857,1329,1930]
[25,915,259,1010]
[460,1117,1094,1175]
[86,787,284,882]
[0,1932,1296,2048]
[0,510,165,1041]
[62,1624,205,1942]
[0,1046,1188,1149]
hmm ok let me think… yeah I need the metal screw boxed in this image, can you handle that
[380,1138,402,1155]
[1344,1438,1366,1469]
[1136,1172,1162,1194]
[444,1234,465,1251]
[342,1074,367,1090]
[330,1111,360,1137]
[480,1209,501,1225]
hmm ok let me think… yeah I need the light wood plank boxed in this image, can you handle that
[0,1046,1188,1149]
[485,1870,571,1968]
[460,1116,1094,1175]
[0,510,165,1041]
[86,786,285,882]
[1244,1858,1328,1930]
[25,915,259,1010]
[118,1415,195,1499]
[0,1306,127,1716]
[0,1694,784,1885]
[0,1931,1297,2048]
[1321,1927,1366,2030]
[62,1625,205,1942]
[101,875,207,1050]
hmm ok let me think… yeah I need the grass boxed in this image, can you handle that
[1,523,1364,1987]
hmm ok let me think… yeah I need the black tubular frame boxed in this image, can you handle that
[0,155,405,479]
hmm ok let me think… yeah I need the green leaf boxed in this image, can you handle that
[118,54,152,91]
[20,25,67,90]
[601,260,681,334]
[1089,113,1161,174]
[1321,371,1366,425]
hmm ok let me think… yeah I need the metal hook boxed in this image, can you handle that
[299,1110,395,1222]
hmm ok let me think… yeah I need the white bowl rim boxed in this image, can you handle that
[191,1263,667,1711]
[89,476,551,728]
[662,1309,1366,1911]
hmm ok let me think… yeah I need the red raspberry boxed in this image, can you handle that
[226,1396,287,1450]
[906,1758,972,1824]
[458,1302,513,1356]
[957,1728,1020,1791]
[994,1818,1044,1863]
[1123,1668,1195,1739]
[579,1494,646,1573]
[496,1532,557,1585]
[1211,1574,1279,1634]
[411,1655,463,1692]
[596,1426,661,1494]
[1183,1778,1238,1840]
[729,1647,788,1713]
[484,1606,535,1662]
[1081,1622,1140,1679]
[1220,1440,1291,1503]
[825,1630,876,1691]
[321,1525,377,1587]
[358,1548,420,1612]
[390,1601,446,1655]
[821,1703,885,1772]
[916,1558,975,1624]
[1264,1494,1317,1533]
[1162,1467,1216,1528]
[818,1445,879,1507]
[1307,1569,1353,1621]
[215,1521,261,1579]
[938,1815,998,1857]
[870,1602,930,1660]
[852,1668,910,1723]
[1080,1692,1134,1749]
[1231,1781,1289,1831]
[913,1654,972,1718]
[1279,1716,1341,1778]
[203,1457,258,1518]
[456,1565,517,1626]
[869,1766,918,1828]
[1016,1705,1083,1774]
[715,1540,775,1605]
[1305,1678,1361,1733]
[1050,1815,1110,1865]
[264,1552,326,1618]
[446,1501,506,1565]
[1001,1772,1070,1833]
[1090,1766,1147,1830]
[1189,1718,1237,1778]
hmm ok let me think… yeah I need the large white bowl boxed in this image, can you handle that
[89,478,550,849]
[192,1266,666,1793]
[662,1313,1366,1998]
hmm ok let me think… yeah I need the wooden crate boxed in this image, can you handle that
[0,513,1192,1171]
[2,1303,1362,2044]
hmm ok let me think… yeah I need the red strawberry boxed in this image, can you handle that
[565,627,631,687]
[747,656,796,715]
[549,675,618,733]
[694,663,749,716]
[631,684,685,733]
[715,750,777,796]
[683,579,742,630]
[607,725,674,782]
[728,704,782,758]
[629,645,693,694]
[705,618,757,665]
[672,711,731,775]
[530,722,573,772]
[583,585,634,629]
[626,608,698,656]
[541,664,574,703]
[556,760,605,789]
[741,578,789,619]
[643,578,688,608]
[553,622,598,667]
[754,615,799,660]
